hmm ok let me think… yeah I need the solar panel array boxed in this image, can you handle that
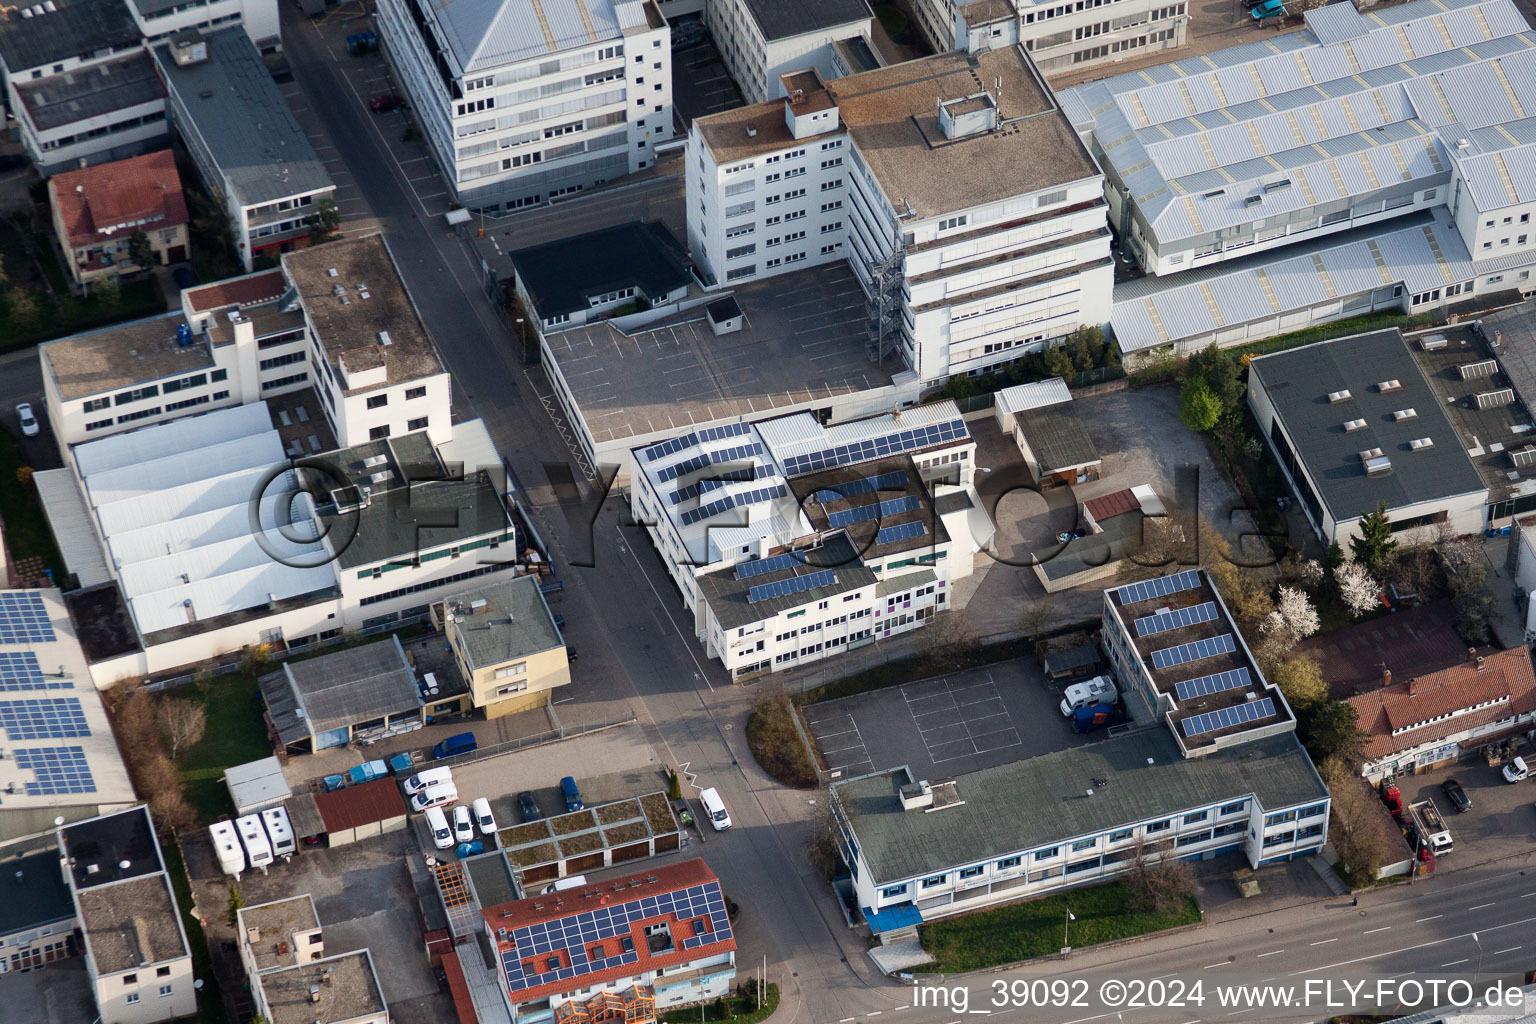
[669,465,769,506]
[781,419,967,477]
[14,746,96,795]
[1181,698,1277,738]
[656,443,763,483]
[1173,667,1253,703]
[0,651,59,691]
[498,881,731,994]
[0,592,54,644]
[1117,570,1201,607]
[639,423,753,464]
[875,521,927,544]
[678,484,786,527]
[810,470,908,503]
[1150,633,1236,670]
[735,553,802,580]
[826,495,922,529]
[1134,601,1219,637]
[0,697,89,740]
[747,569,836,603]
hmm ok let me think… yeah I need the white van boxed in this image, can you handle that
[1059,675,1118,717]
[541,874,588,895]
[403,766,454,796]
[699,787,732,831]
[235,814,274,872]
[261,807,296,860]
[425,806,454,849]
[410,781,458,813]
[208,821,245,878]
[472,797,497,835]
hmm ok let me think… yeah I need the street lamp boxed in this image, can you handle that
[1472,932,1483,985]
[515,317,527,363]
[1063,910,1075,952]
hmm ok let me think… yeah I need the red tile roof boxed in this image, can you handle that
[483,859,736,1004]
[312,778,407,832]
[49,151,188,251]
[184,270,287,311]
[440,949,479,1024]
[1346,645,1536,761]
[1299,599,1480,698]
[1085,488,1139,523]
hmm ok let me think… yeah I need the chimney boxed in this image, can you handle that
[1468,647,1478,662]
[1477,656,1486,672]
[1382,667,1391,688]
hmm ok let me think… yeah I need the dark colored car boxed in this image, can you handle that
[371,93,406,112]
[517,791,542,822]
[172,266,199,290]
[1442,778,1472,813]
[553,613,566,629]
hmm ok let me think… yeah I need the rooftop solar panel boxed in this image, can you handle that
[1117,570,1202,607]
[875,520,927,544]
[14,745,96,795]
[1150,632,1237,670]
[782,420,967,477]
[0,592,54,644]
[1134,601,1220,637]
[734,552,802,580]
[1173,667,1253,702]
[0,697,90,740]
[0,650,58,691]
[1180,697,1277,737]
[747,569,837,603]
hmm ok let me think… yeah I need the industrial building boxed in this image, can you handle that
[371,0,673,213]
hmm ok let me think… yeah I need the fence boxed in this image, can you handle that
[942,364,1128,414]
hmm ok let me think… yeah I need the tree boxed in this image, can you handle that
[1300,700,1364,764]
[1019,599,1055,639]
[1319,756,1393,885]
[1334,560,1379,618]
[227,882,245,926]
[1043,344,1075,379]
[1273,586,1320,641]
[666,769,682,800]
[1186,343,1245,411]
[1323,541,1345,573]
[1268,655,1327,709]
[1178,377,1222,433]
[127,229,156,271]
[1122,836,1196,915]
[307,196,341,245]
[1285,557,1324,590]
[15,465,33,488]
[1350,503,1397,572]
[161,698,207,759]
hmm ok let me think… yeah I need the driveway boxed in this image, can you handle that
[1400,759,1536,870]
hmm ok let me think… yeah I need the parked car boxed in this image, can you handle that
[560,775,584,811]
[1251,0,1286,18]
[553,613,566,629]
[403,766,453,796]
[409,781,458,813]
[1503,756,1530,783]
[425,806,454,849]
[472,796,498,835]
[452,804,475,843]
[15,403,39,437]
[699,787,731,831]
[371,93,406,112]
[517,790,543,822]
[433,731,477,759]
[1442,777,1472,812]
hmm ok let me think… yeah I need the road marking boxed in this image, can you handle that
[1469,903,1496,910]
[1442,959,1469,968]
[1290,911,1536,975]
[1227,1010,1256,1017]
[1204,962,1227,969]
[1523,892,1536,898]
[1151,973,1177,980]
[869,1013,882,1016]
[1364,926,1391,934]
[1256,950,1285,958]
[1416,915,1443,922]
[1310,939,1337,946]
[1494,946,1522,955]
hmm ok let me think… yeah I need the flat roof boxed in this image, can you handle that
[744,0,869,40]
[697,531,877,630]
[1249,328,1491,524]
[77,873,187,974]
[792,455,951,560]
[284,234,444,394]
[263,637,419,743]
[509,221,692,321]
[834,731,1326,884]
[545,262,895,449]
[153,29,332,209]
[1033,505,1144,583]
[428,0,644,73]
[61,806,162,890]
[239,896,320,972]
[17,51,163,132]
[0,849,75,939]
[1015,403,1099,473]
[257,951,387,1024]
[0,0,138,75]
[318,471,511,570]
[42,313,214,402]
[446,576,564,671]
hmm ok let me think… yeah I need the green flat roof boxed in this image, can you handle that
[834,730,1324,885]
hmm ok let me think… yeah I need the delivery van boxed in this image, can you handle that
[425,806,454,849]
[410,781,458,813]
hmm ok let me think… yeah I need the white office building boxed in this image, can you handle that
[688,46,1113,386]
[629,402,993,680]
[913,0,1186,79]
[373,0,673,213]
[705,0,873,104]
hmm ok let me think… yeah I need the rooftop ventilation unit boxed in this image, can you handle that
[1364,455,1393,476]
[1511,446,1536,469]
[362,454,388,468]
[1410,437,1435,450]
[1421,335,1449,351]
[378,331,392,346]
[1344,418,1368,432]
[1376,379,1402,392]
[1476,388,1514,409]
[1263,179,1292,193]
[1243,194,1263,206]
[326,268,338,277]
[1459,359,1498,380]
[1202,189,1224,199]
[1392,408,1418,421]
[1328,389,1353,403]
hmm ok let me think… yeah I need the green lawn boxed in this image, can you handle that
[0,431,65,580]
[160,843,229,1024]
[659,984,780,1024]
[173,674,273,822]
[918,882,1201,972]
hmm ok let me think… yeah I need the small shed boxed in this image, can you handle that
[224,756,292,816]
[706,296,743,336]
[313,778,408,847]
[258,636,424,754]
[282,791,326,846]
[994,377,1071,433]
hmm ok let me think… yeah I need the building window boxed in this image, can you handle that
[1034,847,1059,861]
[83,397,110,413]
[1184,810,1208,825]
[125,975,138,985]
[370,425,391,440]
[408,417,429,431]
[159,985,173,997]
[367,394,388,409]
[922,874,947,888]
[126,993,140,1005]
[997,856,1021,870]
[1071,837,1096,852]
[1108,829,1133,843]
[212,369,228,382]
[881,884,908,898]
[157,967,171,977]
[1219,801,1248,816]
[494,663,527,679]
[406,386,427,400]
[959,864,984,878]
[1145,819,1171,833]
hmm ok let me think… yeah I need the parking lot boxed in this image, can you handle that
[1400,757,1536,869]
[0,958,94,1024]
[671,33,744,127]
[802,658,1111,782]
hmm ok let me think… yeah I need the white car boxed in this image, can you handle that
[452,804,475,844]
[15,403,39,437]
[699,787,732,831]
[472,796,497,835]
[1503,756,1529,783]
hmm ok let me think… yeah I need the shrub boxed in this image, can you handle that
[746,692,817,788]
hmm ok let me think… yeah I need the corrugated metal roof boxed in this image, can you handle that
[436,0,627,72]
[996,378,1071,415]
[31,469,112,588]
[1306,3,1371,45]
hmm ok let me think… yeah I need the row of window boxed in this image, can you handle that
[365,385,429,409]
